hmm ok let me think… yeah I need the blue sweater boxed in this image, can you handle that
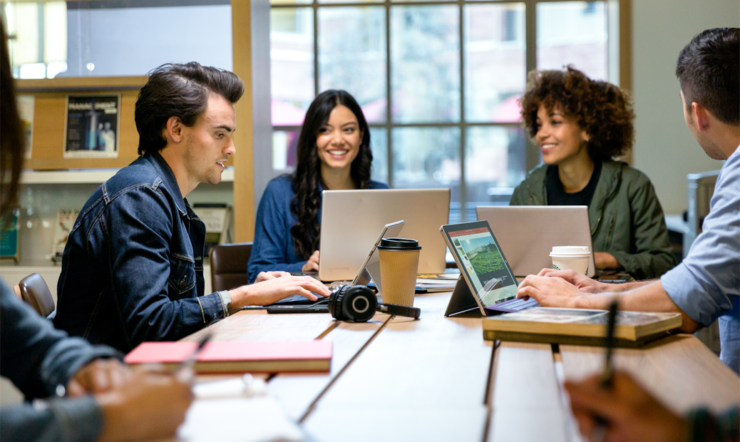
[248,175,389,282]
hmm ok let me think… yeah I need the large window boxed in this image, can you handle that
[3,1,232,79]
[270,0,613,221]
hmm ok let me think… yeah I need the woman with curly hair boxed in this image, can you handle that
[247,90,388,282]
[510,67,675,279]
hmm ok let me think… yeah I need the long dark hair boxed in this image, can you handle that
[0,22,24,217]
[290,90,373,260]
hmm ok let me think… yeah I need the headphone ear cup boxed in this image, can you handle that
[329,285,350,321]
[341,286,377,322]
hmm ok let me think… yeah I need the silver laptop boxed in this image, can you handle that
[319,189,451,281]
[475,206,596,277]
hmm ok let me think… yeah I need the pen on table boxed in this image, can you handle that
[177,333,212,375]
[591,299,619,441]
[600,299,619,388]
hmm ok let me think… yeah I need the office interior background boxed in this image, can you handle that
[1,0,739,404]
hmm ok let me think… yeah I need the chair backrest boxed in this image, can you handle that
[209,242,253,292]
[18,273,55,318]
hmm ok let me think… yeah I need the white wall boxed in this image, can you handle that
[631,0,740,214]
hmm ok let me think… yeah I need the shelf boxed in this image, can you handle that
[20,167,235,185]
[16,76,148,93]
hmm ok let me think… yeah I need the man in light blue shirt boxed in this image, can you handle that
[516,27,740,374]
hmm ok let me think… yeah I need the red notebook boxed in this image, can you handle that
[124,341,332,373]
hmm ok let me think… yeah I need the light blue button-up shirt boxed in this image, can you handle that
[662,145,740,374]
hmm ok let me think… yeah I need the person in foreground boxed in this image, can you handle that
[511,67,675,279]
[1,285,192,442]
[0,22,191,441]
[248,90,388,282]
[517,28,740,374]
[565,371,738,442]
[55,62,330,353]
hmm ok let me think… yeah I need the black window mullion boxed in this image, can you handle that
[385,0,393,186]
[459,0,466,221]
[313,1,319,97]
[273,0,541,208]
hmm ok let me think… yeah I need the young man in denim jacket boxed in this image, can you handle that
[55,63,330,352]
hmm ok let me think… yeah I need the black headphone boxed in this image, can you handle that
[328,285,421,322]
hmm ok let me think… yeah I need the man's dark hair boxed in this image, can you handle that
[676,28,739,125]
[135,62,245,156]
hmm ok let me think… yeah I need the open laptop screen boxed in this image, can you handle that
[441,221,518,309]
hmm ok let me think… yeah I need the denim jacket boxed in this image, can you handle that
[54,153,229,353]
[1,278,120,442]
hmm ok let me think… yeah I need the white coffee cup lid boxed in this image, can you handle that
[550,246,591,257]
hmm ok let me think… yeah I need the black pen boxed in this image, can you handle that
[178,333,212,373]
[600,299,619,388]
[592,299,619,441]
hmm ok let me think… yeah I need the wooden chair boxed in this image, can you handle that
[209,242,253,292]
[18,273,55,318]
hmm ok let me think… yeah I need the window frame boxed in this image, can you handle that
[268,0,627,221]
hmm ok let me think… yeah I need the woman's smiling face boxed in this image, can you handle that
[535,104,590,165]
[315,104,362,172]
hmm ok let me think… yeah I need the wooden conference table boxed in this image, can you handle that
[181,291,740,442]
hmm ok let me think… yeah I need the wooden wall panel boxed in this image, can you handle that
[18,82,235,170]
[25,90,140,170]
[231,0,255,242]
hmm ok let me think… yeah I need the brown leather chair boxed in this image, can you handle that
[209,242,253,292]
[18,273,55,318]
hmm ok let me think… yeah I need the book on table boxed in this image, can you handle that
[482,307,682,347]
[124,341,332,373]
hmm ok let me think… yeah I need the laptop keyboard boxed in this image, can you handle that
[500,297,539,311]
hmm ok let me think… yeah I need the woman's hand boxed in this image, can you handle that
[301,250,320,273]
[594,252,620,270]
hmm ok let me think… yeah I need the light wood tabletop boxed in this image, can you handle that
[180,290,740,441]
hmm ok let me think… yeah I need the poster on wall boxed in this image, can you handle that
[64,95,120,158]
[18,95,34,159]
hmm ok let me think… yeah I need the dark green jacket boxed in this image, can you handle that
[510,160,676,280]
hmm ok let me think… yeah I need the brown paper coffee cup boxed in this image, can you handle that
[378,238,421,307]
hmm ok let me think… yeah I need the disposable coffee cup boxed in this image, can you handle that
[377,238,421,307]
[550,246,591,275]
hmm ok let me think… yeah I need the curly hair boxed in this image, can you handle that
[519,67,635,162]
[290,90,374,260]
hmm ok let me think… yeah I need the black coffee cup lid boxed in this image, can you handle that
[378,237,421,250]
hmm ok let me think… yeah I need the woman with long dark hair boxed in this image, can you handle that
[248,90,388,281]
